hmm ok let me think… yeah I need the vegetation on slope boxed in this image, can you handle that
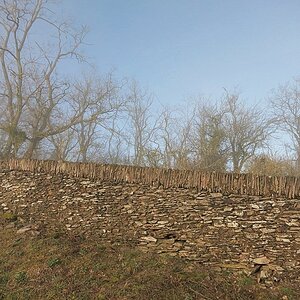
[0,224,299,300]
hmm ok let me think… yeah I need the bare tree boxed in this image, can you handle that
[105,102,132,165]
[73,74,124,162]
[48,127,77,161]
[158,94,271,173]
[0,0,87,158]
[155,104,195,169]
[223,90,271,173]
[125,81,160,166]
[270,79,300,172]
[189,100,228,171]
[156,106,176,168]
[45,74,125,163]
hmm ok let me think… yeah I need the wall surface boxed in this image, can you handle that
[0,169,299,284]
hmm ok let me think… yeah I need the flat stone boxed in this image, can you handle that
[223,207,233,212]
[157,220,169,225]
[276,237,290,243]
[17,226,32,234]
[227,221,239,228]
[261,228,276,234]
[268,264,284,272]
[251,204,260,209]
[140,236,157,243]
[210,193,222,198]
[253,257,270,265]
[134,221,143,226]
[195,239,206,246]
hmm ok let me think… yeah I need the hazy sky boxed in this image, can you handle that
[58,0,300,106]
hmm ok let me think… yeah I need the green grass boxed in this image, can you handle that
[0,212,17,222]
[47,258,62,268]
[0,226,299,300]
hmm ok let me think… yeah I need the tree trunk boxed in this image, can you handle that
[24,138,42,159]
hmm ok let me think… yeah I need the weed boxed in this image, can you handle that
[15,271,27,284]
[239,275,255,287]
[12,237,22,247]
[79,248,88,255]
[0,274,9,285]
[0,213,17,222]
[280,286,296,298]
[47,257,62,268]
[97,293,105,300]
[52,230,64,239]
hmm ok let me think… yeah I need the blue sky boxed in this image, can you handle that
[58,0,300,106]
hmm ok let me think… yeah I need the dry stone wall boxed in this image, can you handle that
[0,169,300,284]
[4,159,300,198]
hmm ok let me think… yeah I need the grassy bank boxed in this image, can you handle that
[0,224,298,300]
